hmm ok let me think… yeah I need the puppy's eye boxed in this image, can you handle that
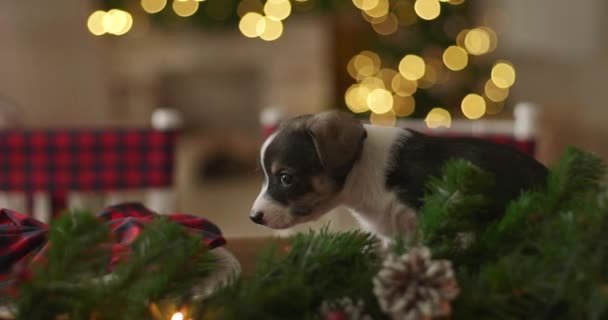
[279,172,294,187]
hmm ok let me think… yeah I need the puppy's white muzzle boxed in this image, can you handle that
[250,191,296,229]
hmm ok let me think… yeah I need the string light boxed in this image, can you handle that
[371,13,399,35]
[464,28,491,55]
[172,0,199,17]
[364,0,390,18]
[141,0,167,13]
[352,0,380,11]
[399,55,425,81]
[258,17,284,41]
[425,107,452,128]
[391,74,417,96]
[171,312,184,320]
[377,68,398,89]
[414,0,441,21]
[461,93,486,119]
[491,62,516,88]
[484,79,509,102]
[345,84,371,113]
[264,0,292,21]
[87,9,133,36]
[367,88,393,114]
[442,45,468,71]
[239,12,264,37]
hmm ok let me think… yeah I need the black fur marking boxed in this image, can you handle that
[262,128,324,214]
[386,130,548,219]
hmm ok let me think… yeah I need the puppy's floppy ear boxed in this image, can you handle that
[306,111,367,178]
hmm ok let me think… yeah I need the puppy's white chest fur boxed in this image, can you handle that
[338,125,416,241]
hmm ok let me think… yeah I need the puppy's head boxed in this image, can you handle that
[250,111,367,229]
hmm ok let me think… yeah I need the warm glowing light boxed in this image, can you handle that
[484,79,509,102]
[352,0,380,11]
[480,26,498,52]
[393,95,415,117]
[399,55,425,81]
[172,0,199,17]
[264,0,291,21]
[367,88,393,114]
[364,0,390,18]
[461,94,486,119]
[425,107,452,128]
[258,17,284,41]
[377,69,398,89]
[442,46,468,71]
[346,85,371,113]
[105,10,128,35]
[414,0,441,21]
[345,85,371,113]
[370,111,397,127]
[141,0,167,13]
[239,12,264,38]
[87,11,107,36]
[491,62,516,88]
[456,29,469,48]
[237,0,263,17]
[361,77,385,92]
[464,28,491,55]
[171,312,184,320]
[391,74,417,96]
[352,51,381,79]
[449,0,464,4]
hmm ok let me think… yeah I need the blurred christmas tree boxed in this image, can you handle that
[93,0,515,126]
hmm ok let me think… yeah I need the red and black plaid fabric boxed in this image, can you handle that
[0,202,225,291]
[0,129,177,192]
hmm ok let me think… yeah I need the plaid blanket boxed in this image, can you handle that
[0,202,225,292]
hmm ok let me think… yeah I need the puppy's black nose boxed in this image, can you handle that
[250,211,265,224]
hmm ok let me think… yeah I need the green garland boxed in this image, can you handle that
[10,147,608,319]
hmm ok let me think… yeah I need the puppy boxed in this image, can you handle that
[250,111,548,240]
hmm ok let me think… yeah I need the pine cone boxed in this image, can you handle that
[373,247,459,320]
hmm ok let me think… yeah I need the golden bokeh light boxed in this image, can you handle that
[399,54,426,81]
[456,29,469,48]
[352,51,381,79]
[258,16,284,41]
[461,93,486,119]
[449,0,465,5]
[480,26,498,53]
[391,74,418,96]
[345,84,371,113]
[114,11,133,36]
[425,107,452,128]
[239,12,264,38]
[370,110,397,127]
[372,13,399,35]
[414,0,441,21]
[237,0,263,17]
[361,76,385,90]
[464,28,491,55]
[141,0,167,13]
[393,95,416,117]
[264,0,291,21]
[484,79,509,102]
[364,0,390,18]
[491,62,516,88]
[352,0,380,11]
[377,68,398,89]
[172,0,199,17]
[442,45,468,71]
[104,9,129,35]
[367,88,393,114]
[87,11,107,36]
[394,0,417,26]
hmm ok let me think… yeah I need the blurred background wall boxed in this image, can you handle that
[0,0,606,236]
